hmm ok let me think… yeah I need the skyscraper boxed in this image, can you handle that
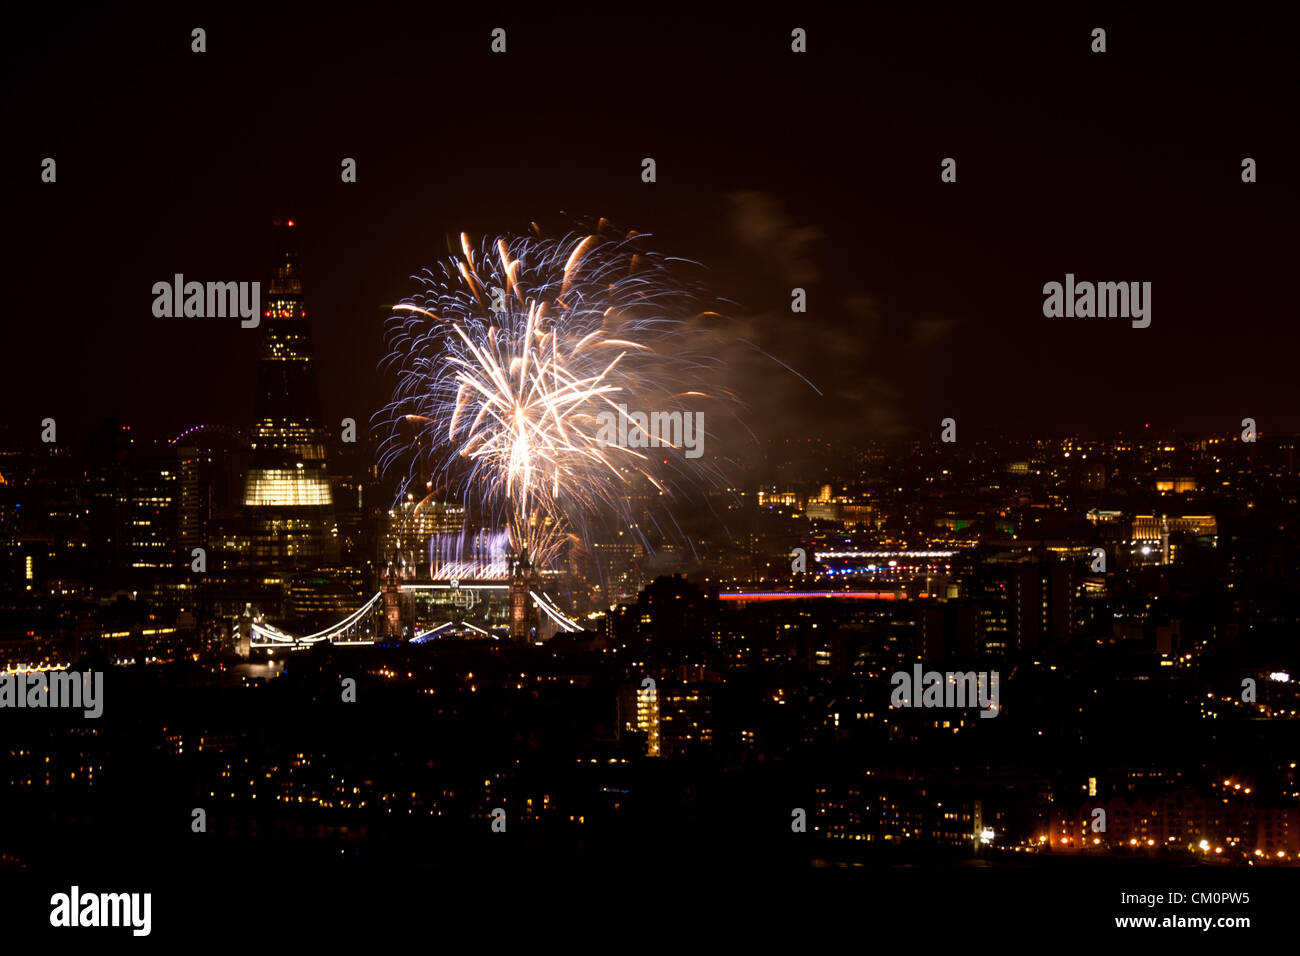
[240,220,338,568]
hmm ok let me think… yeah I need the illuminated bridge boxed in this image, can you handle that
[249,580,582,650]
[719,588,936,605]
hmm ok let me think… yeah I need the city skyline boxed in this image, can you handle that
[3,2,1297,943]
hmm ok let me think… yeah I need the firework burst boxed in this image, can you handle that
[377,221,734,575]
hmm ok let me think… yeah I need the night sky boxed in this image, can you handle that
[4,2,1297,447]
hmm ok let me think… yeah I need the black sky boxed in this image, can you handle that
[4,1,1297,447]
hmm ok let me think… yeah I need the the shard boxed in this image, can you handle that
[240,220,338,568]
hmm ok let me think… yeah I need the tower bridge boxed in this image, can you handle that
[247,567,581,651]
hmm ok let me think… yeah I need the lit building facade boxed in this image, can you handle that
[240,221,338,568]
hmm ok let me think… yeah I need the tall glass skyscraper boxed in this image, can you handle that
[240,220,338,568]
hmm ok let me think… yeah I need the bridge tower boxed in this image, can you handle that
[509,548,538,640]
[235,605,253,659]
[383,556,403,639]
